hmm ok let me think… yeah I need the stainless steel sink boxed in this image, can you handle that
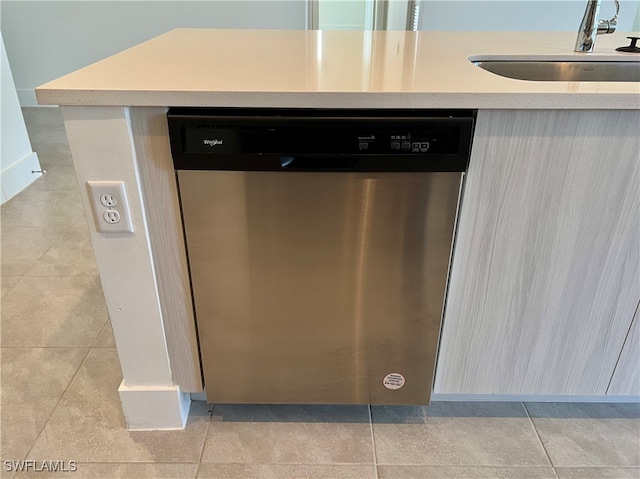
[473,60,640,82]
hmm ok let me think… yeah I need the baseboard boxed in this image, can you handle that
[431,393,640,403]
[190,391,207,402]
[118,381,191,430]
[1,151,42,204]
[18,88,56,107]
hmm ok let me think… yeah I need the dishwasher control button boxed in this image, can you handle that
[412,142,421,151]
[359,142,369,150]
[419,142,430,152]
[390,142,401,150]
[401,142,411,150]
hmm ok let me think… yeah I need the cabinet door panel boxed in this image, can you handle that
[608,302,640,396]
[435,110,640,395]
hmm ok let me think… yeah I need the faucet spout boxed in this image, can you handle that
[574,0,619,53]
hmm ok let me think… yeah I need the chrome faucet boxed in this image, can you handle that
[574,0,620,53]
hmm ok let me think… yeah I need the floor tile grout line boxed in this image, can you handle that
[374,463,560,468]
[21,346,93,461]
[54,461,577,467]
[2,304,106,350]
[22,274,100,278]
[71,461,382,465]
[1,223,70,268]
[3,221,76,279]
[0,275,24,299]
[25,276,100,278]
[1,345,109,349]
[3,184,82,203]
[90,320,112,351]
[368,405,380,479]
[21,461,201,464]
[523,401,558,474]
[0,225,70,232]
[194,403,215,478]
[195,462,379,467]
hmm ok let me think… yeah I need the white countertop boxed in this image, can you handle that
[36,29,640,109]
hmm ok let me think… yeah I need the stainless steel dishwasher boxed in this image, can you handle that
[168,108,474,405]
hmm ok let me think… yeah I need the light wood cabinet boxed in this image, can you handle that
[608,302,640,396]
[434,109,640,395]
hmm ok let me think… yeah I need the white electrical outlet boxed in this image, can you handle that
[103,210,121,224]
[87,181,134,233]
[100,193,117,207]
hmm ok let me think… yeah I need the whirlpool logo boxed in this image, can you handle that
[203,139,224,146]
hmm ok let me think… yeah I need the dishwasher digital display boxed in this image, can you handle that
[182,126,461,156]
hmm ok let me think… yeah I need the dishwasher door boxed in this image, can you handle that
[178,169,462,405]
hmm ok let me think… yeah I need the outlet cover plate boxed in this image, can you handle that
[86,180,134,233]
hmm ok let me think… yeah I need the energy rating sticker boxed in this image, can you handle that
[382,373,406,390]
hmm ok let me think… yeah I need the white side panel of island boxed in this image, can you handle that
[61,106,199,429]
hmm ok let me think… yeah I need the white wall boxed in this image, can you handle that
[318,0,370,30]
[3,0,639,107]
[419,1,640,32]
[1,33,42,203]
[0,1,306,106]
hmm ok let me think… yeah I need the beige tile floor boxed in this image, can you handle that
[1,108,639,479]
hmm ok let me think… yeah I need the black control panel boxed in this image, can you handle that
[168,108,475,172]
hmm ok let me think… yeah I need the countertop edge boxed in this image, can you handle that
[34,30,640,111]
[35,89,640,110]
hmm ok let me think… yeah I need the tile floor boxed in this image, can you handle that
[1,108,639,479]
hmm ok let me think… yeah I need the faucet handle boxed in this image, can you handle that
[616,37,640,53]
[597,18,617,34]
[598,0,619,34]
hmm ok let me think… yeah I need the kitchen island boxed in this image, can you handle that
[36,29,639,429]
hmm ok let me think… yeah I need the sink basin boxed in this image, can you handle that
[473,59,640,82]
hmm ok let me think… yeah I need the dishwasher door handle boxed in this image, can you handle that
[280,156,359,170]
